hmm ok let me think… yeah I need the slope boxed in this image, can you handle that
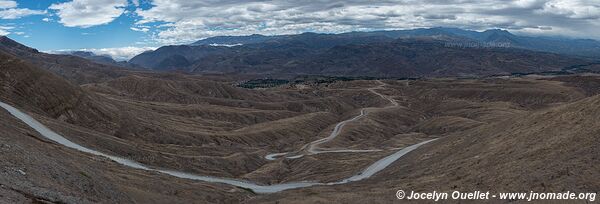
[0,36,126,84]
[252,78,600,203]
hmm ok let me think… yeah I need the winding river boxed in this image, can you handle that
[0,81,436,193]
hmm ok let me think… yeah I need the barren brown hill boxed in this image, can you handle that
[250,77,600,203]
[0,50,117,131]
[0,50,253,203]
[0,36,127,84]
[2,44,600,203]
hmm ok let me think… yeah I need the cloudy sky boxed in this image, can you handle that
[1,0,599,60]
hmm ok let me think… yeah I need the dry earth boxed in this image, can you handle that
[2,50,600,203]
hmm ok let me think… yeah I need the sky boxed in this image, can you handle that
[1,0,599,61]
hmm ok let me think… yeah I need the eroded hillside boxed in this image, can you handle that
[3,48,599,203]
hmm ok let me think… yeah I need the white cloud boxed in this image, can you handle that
[49,0,127,28]
[88,47,157,61]
[135,0,600,44]
[0,26,11,35]
[0,8,45,19]
[209,43,242,47]
[42,17,50,22]
[130,26,149,32]
[55,47,156,61]
[0,0,45,19]
[0,0,16,9]
[537,0,600,19]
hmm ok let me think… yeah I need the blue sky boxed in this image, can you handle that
[1,0,158,60]
[1,0,599,60]
[7,1,134,46]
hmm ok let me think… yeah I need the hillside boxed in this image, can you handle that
[0,50,251,203]
[190,28,600,58]
[291,39,586,77]
[250,76,600,203]
[5,51,599,203]
[0,36,127,84]
[128,45,231,70]
[2,35,600,203]
[0,50,117,130]
[130,30,597,77]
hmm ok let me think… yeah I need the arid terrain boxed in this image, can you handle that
[2,38,600,203]
[4,0,600,201]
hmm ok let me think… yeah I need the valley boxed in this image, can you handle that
[2,43,598,202]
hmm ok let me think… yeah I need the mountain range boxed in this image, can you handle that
[129,28,600,77]
[188,28,600,58]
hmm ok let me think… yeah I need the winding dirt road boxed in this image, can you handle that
[266,80,402,160]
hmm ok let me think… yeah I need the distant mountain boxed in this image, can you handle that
[184,28,600,58]
[188,38,591,77]
[0,36,127,84]
[69,51,117,64]
[190,34,273,46]
[130,29,597,78]
[409,28,600,58]
[129,45,231,70]
[130,32,398,71]
[65,50,143,69]
[360,28,600,58]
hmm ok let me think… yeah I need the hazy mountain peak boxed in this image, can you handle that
[482,29,514,37]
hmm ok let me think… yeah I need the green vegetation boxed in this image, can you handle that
[238,79,289,89]
[79,171,91,179]
[237,186,257,195]
[238,75,386,89]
